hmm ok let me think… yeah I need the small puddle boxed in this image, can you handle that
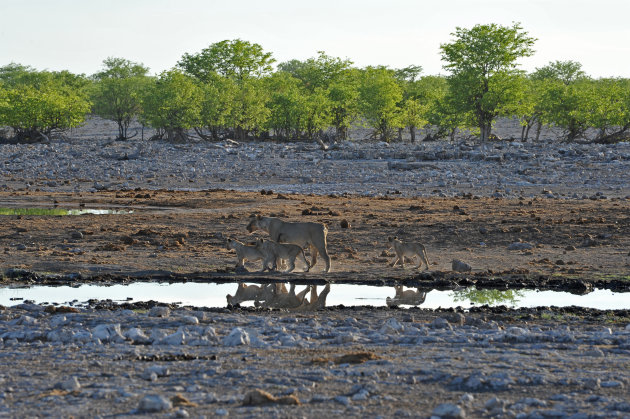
[0,283,628,310]
[0,208,131,216]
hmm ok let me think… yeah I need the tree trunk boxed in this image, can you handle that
[535,121,542,141]
[524,122,533,142]
[480,122,491,143]
[409,125,416,143]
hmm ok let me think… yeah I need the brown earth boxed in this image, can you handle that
[1,189,629,290]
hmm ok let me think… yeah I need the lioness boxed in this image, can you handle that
[247,215,331,272]
[387,236,430,270]
[226,237,264,268]
[255,238,310,273]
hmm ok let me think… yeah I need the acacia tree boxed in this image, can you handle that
[530,60,592,141]
[588,78,630,143]
[265,71,305,139]
[196,74,237,140]
[141,70,202,142]
[328,68,360,142]
[395,65,425,141]
[178,39,273,139]
[440,23,536,142]
[278,52,353,142]
[0,64,91,142]
[91,57,150,140]
[229,78,270,140]
[358,67,403,142]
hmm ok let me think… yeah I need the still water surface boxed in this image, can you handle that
[0,283,627,310]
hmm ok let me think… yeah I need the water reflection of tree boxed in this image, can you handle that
[452,287,524,306]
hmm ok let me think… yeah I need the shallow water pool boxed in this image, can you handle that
[0,283,628,310]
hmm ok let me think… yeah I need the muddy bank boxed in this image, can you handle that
[3,267,630,295]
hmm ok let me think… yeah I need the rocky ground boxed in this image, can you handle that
[0,117,629,418]
[1,303,629,418]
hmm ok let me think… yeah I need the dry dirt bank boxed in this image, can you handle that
[0,189,628,290]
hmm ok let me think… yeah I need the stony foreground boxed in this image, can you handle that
[1,303,629,418]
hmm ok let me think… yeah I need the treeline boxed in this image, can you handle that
[1,24,629,144]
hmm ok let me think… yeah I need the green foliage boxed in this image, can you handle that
[440,23,536,141]
[537,77,593,141]
[229,77,269,140]
[279,51,353,91]
[531,60,586,85]
[588,78,630,142]
[91,57,150,140]
[197,73,237,140]
[178,39,275,82]
[358,67,403,141]
[0,64,91,141]
[527,60,592,141]
[265,71,305,139]
[328,69,360,141]
[394,65,423,84]
[141,70,202,141]
[278,52,354,141]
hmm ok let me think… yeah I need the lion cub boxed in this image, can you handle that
[226,238,264,268]
[255,239,310,272]
[387,236,430,270]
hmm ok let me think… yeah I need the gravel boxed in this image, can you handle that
[0,304,629,417]
[1,118,629,199]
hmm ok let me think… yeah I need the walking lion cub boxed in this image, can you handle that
[255,238,310,272]
[387,236,430,270]
[226,237,264,268]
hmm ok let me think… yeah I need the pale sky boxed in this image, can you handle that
[1,0,629,78]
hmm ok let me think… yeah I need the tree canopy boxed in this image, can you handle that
[178,39,275,82]
[91,57,151,140]
[440,23,536,141]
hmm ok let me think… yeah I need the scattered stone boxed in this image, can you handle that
[223,327,250,346]
[182,315,199,325]
[148,306,170,317]
[452,259,472,272]
[56,377,81,392]
[142,365,169,380]
[137,394,173,413]
[156,330,185,345]
[584,347,605,357]
[124,327,152,344]
[508,242,533,251]
[430,318,452,330]
[432,403,465,418]
[380,318,404,334]
[91,324,125,343]
[340,219,350,229]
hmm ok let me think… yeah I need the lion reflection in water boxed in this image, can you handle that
[385,285,427,307]
[226,283,330,310]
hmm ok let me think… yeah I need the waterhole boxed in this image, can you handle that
[1,283,628,310]
[0,207,131,216]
